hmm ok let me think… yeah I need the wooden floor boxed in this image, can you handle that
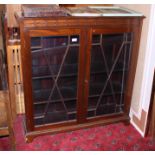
[0,91,16,150]
[0,91,9,137]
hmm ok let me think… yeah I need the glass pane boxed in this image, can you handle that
[87,33,133,118]
[31,35,80,126]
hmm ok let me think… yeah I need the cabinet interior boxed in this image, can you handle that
[30,32,133,126]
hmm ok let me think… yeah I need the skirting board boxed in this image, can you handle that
[130,118,145,137]
[130,109,147,137]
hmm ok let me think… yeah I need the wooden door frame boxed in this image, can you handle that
[83,27,140,121]
[22,28,85,131]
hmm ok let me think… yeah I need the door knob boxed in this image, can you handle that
[85,79,88,84]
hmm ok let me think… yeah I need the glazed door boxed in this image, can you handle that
[24,29,84,129]
[86,29,133,118]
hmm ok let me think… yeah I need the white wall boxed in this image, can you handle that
[139,5,155,133]
[6,4,21,27]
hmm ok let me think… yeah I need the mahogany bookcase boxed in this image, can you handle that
[15,12,144,142]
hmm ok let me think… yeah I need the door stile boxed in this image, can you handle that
[76,28,91,123]
[123,21,144,114]
[21,29,35,132]
[81,28,92,122]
